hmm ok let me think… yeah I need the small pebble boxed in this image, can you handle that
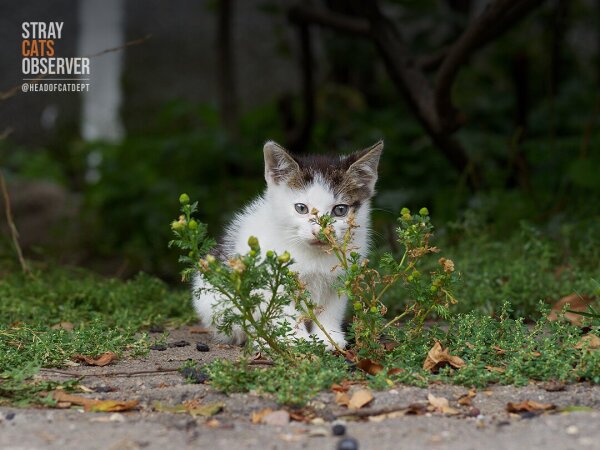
[5,412,15,421]
[332,423,346,436]
[337,437,359,450]
[308,427,328,437]
[168,340,190,348]
[150,344,167,351]
[196,342,210,352]
[92,386,116,393]
[566,425,579,435]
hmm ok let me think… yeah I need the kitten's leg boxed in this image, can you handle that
[312,295,348,350]
[192,274,247,345]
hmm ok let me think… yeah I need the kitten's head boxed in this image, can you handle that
[263,140,382,252]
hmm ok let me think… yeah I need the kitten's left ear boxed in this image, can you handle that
[346,140,383,193]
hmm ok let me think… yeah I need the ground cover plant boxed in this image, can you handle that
[170,195,600,406]
[0,262,194,405]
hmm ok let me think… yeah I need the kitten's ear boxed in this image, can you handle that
[263,141,300,185]
[346,140,383,193]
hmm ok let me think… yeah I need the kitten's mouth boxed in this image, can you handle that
[309,239,328,247]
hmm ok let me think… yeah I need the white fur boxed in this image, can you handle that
[193,145,377,350]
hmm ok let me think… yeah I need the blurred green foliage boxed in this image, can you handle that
[0,0,598,315]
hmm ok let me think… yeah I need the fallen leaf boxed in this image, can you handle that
[261,410,290,426]
[405,403,428,415]
[548,294,595,326]
[356,358,384,376]
[153,402,187,414]
[72,351,118,367]
[575,334,600,350]
[348,389,374,409]
[52,391,138,412]
[492,345,506,355]
[87,400,139,413]
[187,402,223,417]
[331,379,361,392]
[154,400,222,417]
[485,365,506,373]
[288,408,315,423]
[559,405,594,413]
[423,341,465,373]
[334,391,350,407]
[427,393,460,415]
[189,326,210,334]
[457,388,477,406]
[331,383,349,393]
[506,400,556,413]
[251,408,273,424]
[51,322,74,331]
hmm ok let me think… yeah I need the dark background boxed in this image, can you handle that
[1,0,599,285]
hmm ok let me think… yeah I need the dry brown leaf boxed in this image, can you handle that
[51,322,74,331]
[288,408,315,423]
[548,294,595,326]
[427,393,460,415]
[506,400,556,413]
[485,365,506,373]
[492,345,506,355]
[335,391,351,407]
[331,383,350,393]
[423,341,465,373]
[261,410,290,426]
[72,351,118,367]
[348,389,374,410]
[251,408,273,424]
[189,326,210,334]
[356,358,384,376]
[52,391,138,412]
[575,334,600,350]
[405,403,428,415]
[457,388,477,406]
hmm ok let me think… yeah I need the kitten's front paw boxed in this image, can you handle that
[213,326,247,346]
[318,332,346,351]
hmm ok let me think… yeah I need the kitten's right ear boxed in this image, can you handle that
[263,141,300,185]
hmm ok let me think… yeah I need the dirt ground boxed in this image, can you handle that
[2,327,600,450]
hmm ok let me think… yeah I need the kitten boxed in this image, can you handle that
[193,140,382,349]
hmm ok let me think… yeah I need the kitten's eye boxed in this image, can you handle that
[294,203,309,214]
[332,204,349,217]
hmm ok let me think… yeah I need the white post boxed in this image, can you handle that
[77,0,125,142]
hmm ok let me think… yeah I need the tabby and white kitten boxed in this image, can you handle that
[193,140,382,349]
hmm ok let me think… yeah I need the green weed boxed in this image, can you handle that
[0,264,193,405]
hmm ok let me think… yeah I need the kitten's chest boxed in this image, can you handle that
[299,270,338,303]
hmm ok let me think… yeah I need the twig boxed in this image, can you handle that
[334,404,423,419]
[85,34,152,58]
[40,368,180,378]
[0,171,30,274]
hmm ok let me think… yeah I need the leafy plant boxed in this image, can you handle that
[313,207,458,359]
